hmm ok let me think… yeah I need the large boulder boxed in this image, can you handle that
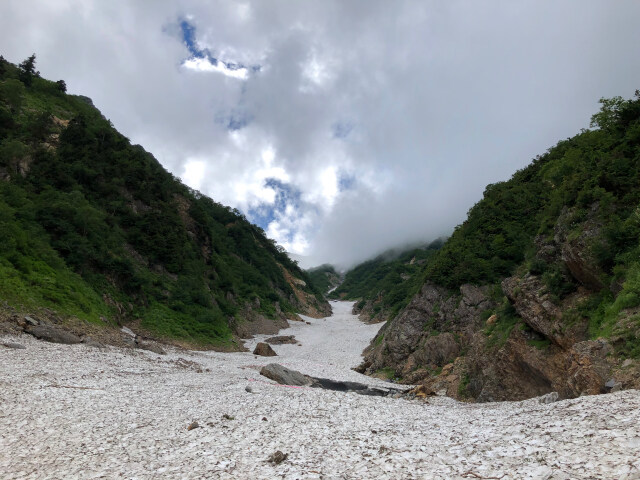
[253,342,277,356]
[136,340,166,355]
[25,325,82,344]
[260,363,313,386]
[259,363,404,397]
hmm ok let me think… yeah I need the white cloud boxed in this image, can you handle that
[181,159,207,190]
[182,57,249,79]
[2,0,640,269]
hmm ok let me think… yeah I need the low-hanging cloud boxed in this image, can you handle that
[2,0,639,269]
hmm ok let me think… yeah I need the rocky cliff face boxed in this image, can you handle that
[352,297,391,324]
[357,283,494,383]
[358,206,640,401]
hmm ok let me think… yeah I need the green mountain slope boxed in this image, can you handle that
[306,264,342,295]
[359,91,640,400]
[331,241,443,322]
[425,92,640,337]
[0,55,328,346]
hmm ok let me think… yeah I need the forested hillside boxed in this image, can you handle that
[0,55,328,347]
[359,92,640,400]
[330,241,443,323]
[306,264,342,295]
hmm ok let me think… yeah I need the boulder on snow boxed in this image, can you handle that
[253,342,277,357]
[25,325,82,344]
[81,336,105,348]
[538,392,559,404]
[259,363,405,397]
[136,340,166,355]
[260,363,313,386]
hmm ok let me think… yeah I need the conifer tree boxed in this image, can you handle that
[18,53,39,86]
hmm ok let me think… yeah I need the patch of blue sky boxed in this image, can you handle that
[215,108,253,131]
[246,178,304,238]
[177,18,259,77]
[265,178,302,212]
[332,121,354,139]
[247,204,276,231]
[338,173,356,192]
[179,19,203,58]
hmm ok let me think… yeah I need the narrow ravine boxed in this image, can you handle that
[246,300,394,385]
[1,302,639,479]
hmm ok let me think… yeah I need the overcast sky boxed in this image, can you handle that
[2,1,639,269]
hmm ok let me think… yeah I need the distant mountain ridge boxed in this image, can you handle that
[306,264,343,295]
[0,55,329,347]
[327,241,444,323]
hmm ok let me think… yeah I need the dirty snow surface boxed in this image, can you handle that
[2,301,640,479]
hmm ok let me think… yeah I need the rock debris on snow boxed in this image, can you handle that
[187,421,200,431]
[267,450,288,464]
[1,300,639,479]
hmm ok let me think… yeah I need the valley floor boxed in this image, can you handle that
[1,301,639,479]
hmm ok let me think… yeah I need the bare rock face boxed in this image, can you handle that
[502,274,590,349]
[353,297,391,324]
[554,205,606,291]
[359,282,493,379]
[403,273,616,402]
[25,325,82,344]
[502,274,567,347]
[461,330,613,402]
[253,342,277,357]
[565,339,612,395]
[401,333,460,378]
[360,267,620,402]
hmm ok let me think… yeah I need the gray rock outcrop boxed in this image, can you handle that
[25,325,82,344]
